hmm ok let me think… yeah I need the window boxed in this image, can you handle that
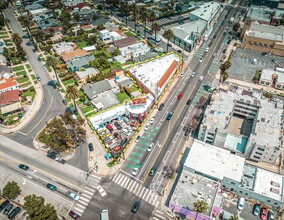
[254,155,261,159]
[257,147,265,151]
[245,193,248,195]
[231,182,235,185]
[255,152,262,155]
[268,200,271,202]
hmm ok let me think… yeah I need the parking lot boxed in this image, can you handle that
[228,48,284,82]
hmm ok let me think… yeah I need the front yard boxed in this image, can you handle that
[116,91,130,103]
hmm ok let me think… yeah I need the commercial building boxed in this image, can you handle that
[246,6,284,25]
[240,20,284,56]
[259,68,284,90]
[170,20,207,52]
[127,53,181,98]
[249,0,283,9]
[198,86,283,164]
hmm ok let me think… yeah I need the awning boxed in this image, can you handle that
[1,102,22,114]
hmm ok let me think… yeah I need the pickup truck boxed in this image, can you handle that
[66,191,80,201]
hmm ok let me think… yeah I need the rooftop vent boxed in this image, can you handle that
[270,187,280,194]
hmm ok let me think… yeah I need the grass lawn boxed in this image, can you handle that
[45,64,52,72]
[128,85,139,92]
[76,99,83,106]
[116,92,130,103]
[63,78,76,86]
[28,69,32,72]
[59,88,65,93]
[76,41,89,48]
[30,74,36,80]
[4,39,12,43]
[2,113,21,126]
[0,31,7,35]
[26,64,30,69]
[85,112,96,118]
[81,105,95,114]
[16,77,29,84]
[65,96,71,103]
[21,88,36,100]
[13,65,25,72]
[15,71,26,76]
[124,31,136,37]
[77,90,85,97]
[19,82,32,89]
[0,35,9,39]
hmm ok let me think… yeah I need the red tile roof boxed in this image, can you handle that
[0,78,18,91]
[157,60,178,88]
[73,3,89,9]
[0,89,20,106]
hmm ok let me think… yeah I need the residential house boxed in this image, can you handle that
[25,3,43,12]
[62,0,84,7]
[0,77,19,94]
[77,9,96,22]
[99,29,111,41]
[60,49,90,63]
[76,67,98,84]
[114,37,137,48]
[27,7,49,17]
[0,55,7,66]
[52,42,77,55]
[66,55,95,71]
[0,40,6,54]
[82,45,96,52]
[82,79,114,100]
[72,2,91,11]
[91,18,108,29]
[37,18,58,30]
[80,24,93,31]
[0,89,21,116]
[115,75,134,89]
[119,42,150,60]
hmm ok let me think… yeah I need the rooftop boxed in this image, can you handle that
[82,79,113,99]
[0,78,18,91]
[189,1,220,22]
[76,67,98,79]
[61,49,90,62]
[261,68,284,84]
[114,37,137,48]
[91,90,119,110]
[52,42,76,50]
[0,89,20,106]
[185,140,245,182]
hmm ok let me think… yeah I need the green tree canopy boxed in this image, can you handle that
[229,215,239,220]
[194,200,208,220]
[24,195,58,220]
[3,181,21,200]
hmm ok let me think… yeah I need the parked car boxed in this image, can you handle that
[159,103,165,111]
[191,72,196,77]
[19,164,29,171]
[3,204,14,215]
[199,57,203,62]
[147,143,154,152]
[186,99,191,105]
[46,183,57,191]
[131,201,141,214]
[62,99,67,105]
[114,122,122,130]
[69,210,80,220]
[149,167,156,176]
[47,152,57,159]
[166,112,173,120]
[253,204,260,216]
[135,136,141,143]
[132,164,141,176]
[106,124,113,133]
[199,76,204,81]
[260,208,267,220]
[177,92,183,100]
[149,117,155,125]
[88,143,94,151]
[0,200,10,212]
[237,197,245,210]
[96,185,107,197]
[25,41,32,46]
[123,117,130,124]
[268,210,275,220]
[8,207,21,219]
[113,132,121,139]
[56,158,66,164]
[144,123,150,131]
[120,138,128,147]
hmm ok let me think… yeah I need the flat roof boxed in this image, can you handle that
[128,54,180,96]
[261,68,284,84]
[189,1,220,21]
[185,140,245,182]
[247,6,273,22]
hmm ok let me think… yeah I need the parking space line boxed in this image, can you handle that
[124,163,135,169]
[128,157,140,163]
[141,135,152,141]
[135,146,146,152]
[131,151,143,157]
[144,131,156,136]
[137,140,148,145]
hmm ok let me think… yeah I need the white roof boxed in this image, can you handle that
[185,140,245,182]
[100,29,109,34]
[261,68,284,84]
[254,168,283,202]
[189,1,220,22]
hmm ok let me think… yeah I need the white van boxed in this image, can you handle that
[121,129,130,136]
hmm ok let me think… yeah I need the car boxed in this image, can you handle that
[149,117,155,125]
[268,210,275,220]
[253,204,260,216]
[56,158,66,164]
[186,99,191,105]
[144,123,150,131]
[47,152,57,159]
[147,143,154,152]
[213,34,217,38]
[167,43,172,47]
[113,132,121,139]
[114,122,122,130]
[120,138,128,147]
[260,208,267,220]
[8,207,21,219]
[25,41,32,46]
[208,42,212,47]
[213,53,216,57]
[0,200,9,212]
[191,72,196,77]
[135,135,141,143]
[199,57,203,62]
[184,128,190,138]
[177,92,182,100]
[106,124,113,133]
[19,164,29,171]
[69,210,81,220]
[205,47,209,52]
[223,48,227,53]
[62,99,67,105]
[271,59,276,63]
[180,72,184,77]
[131,201,141,214]
[36,75,41,81]
[3,204,13,215]
[96,185,107,197]
[22,34,29,39]
[177,49,182,53]
[46,183,57,191]
[237,197,245,210]
[149,167,156,176]
[159,103,165,111]
[199,76,204,81]
[132,164,141,176]
[166,112,173,120]
[88,143,94,151]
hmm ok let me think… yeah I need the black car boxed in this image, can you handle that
[213,34,217,38]
[47,152,57,159]
[56,158,66,164]
[186,99,191,105]
[19,164,29,171]
[184,128,190,138]
[88,143,94,151]
[8,207,21,219]
[62,99,67,105]
[131,201,141,214]
[3,204,14,215]
[149,167,156,176]
[159,103,165,111]
[261,52,267,56]
[177,49,182,53]
[120,138,128,147]
[114,122,122,130]
[208,42,212,47]
[223,48,227,53]
[0,200,9,212]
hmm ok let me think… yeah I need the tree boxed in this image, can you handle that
[140,6,148,38]
[88,35,97,45]
[97,4,103,10]
[2,181,21,200]
[18,15,33,34]
[194,200,208,220]
[163,29,173,52]
[131,3,138,32]
[73,13,80,22]
[229,215,239,220]
[96,24,105,31]
[233,22,240,32]
[46,55,60,82]
[120,3,131,26]
[66,85,78,113]
[24,194,58,220]
[220,60,231,72]
[151,22,161,43]
[221,71,229,82]
[11,33,23,46]
[147,10,157,26]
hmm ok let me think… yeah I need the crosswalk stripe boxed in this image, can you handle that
[145,189,152,201]
[135,184,143,196]
[129,181,137,192]
[139,187,146,197]
[83,190,93,195]
[85,186,95,192]
[75,203,86,209]
[154,213,166,219]
[149,192,156,204]
[117,174,125,185]
[142,188,150,200]
[133,182,140,194]
[80,197,90,202]
[122,178,131,188]
[90,175,101,181]
[152,217,160,220]
[82,193,92,199]
[90,176,100,182]
[112,173,119,182]
[155,209,163,215]
[155,200,160,207]
[74,207,84,213]
[126,180,134,190]
[78,200,89,206]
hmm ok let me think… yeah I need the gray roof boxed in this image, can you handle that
[116,76,133,87]
[249,21,284,41]
[91,18,108,27]
[25,3,43,11]
[82,79,113,99]
[76,67,98,79]
[66,55,95,70]
[92,91,119,110]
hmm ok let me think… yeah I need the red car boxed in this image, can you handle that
[260,208,267,220]
[113,132,121,139]
[106,124,113,133]
[69,210,80,220]
[177,92,182,100]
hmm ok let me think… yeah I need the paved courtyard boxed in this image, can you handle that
[228,48,284,82]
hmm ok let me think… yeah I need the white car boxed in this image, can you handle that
[96,185,107,197]
[135,136,141,143]
[199,76,204,81]
[191,72,196,77]
[132,167,139,176]
[180,72,184,77]
[144,123,150,131]
[147,143,154,152]
[237,197,245,210]
[149,117,155,125]
[199,57,203,62]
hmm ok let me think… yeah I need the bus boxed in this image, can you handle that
[100,210,109,220]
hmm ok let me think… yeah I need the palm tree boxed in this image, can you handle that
[151,22,161,43]
[131,3,138,32]
[18,15,33,34]
[229,215,239,220]
[163,29,173,52]
[11,33,22,46]
[121,3,130,26]
[140,6,148,38]
[148,10,157,27]
[66,85,78,113]
[194,200,208,220]
[46,55,60,82]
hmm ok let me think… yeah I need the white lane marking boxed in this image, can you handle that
[155,200,160,207]
[163,151,170,163]
[125,179,134,190]
[172,132,180,144]
[122,178,131,188]
[145,190,152,202]
[80,197,90,202]
[83,190,93,195]
[139,187,146,197]
[157,122,161,129]
[156,209,163,215]
[81,193,92,199]
[78,200,88,206]
[162,111,168,120]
